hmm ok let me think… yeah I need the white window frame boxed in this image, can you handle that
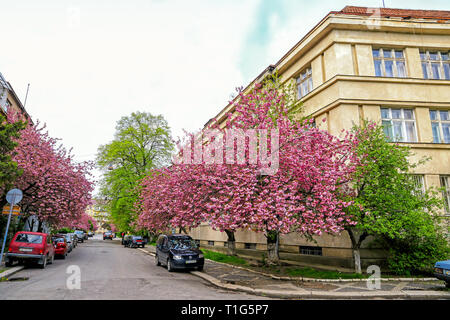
[381,107,418,143]
[372,48,407,78]
[440,176,450,215]
[411,174,426,197]
[296,67,313,99]
[420,50,450,80]
[430,109,450,144]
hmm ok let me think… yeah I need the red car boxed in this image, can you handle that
[51,234,68,259]
[5,231,55,269]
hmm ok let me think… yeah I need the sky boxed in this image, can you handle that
[1,0,450,194]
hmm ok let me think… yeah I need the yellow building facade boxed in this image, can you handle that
[0,72,32,123]
[190,6,450,271]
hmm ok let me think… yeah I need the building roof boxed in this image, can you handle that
[204,6,450,129]
[334,6,450,21]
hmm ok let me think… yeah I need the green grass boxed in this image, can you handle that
[201,249,248,266]
[281,267,368,279]
[0,268,6,274]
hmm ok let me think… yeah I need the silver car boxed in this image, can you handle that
[64,234,75,252]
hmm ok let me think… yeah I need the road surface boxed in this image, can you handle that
[0,234,269,300]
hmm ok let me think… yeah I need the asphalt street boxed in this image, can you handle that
[0,234,269,300]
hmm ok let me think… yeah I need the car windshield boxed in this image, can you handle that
[169,238,197,250]
[132,236,142,240]
[75,231,83,234]
[16,234,43,244]
[65,235,72,241]
[53,237,65,243]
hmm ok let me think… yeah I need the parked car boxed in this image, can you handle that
[103,231,114,240]
[64,233,75,253]
[155,234,204,272]
[74,230,86,243]
[122,235,133,247]
[88,231,95,237]
[128,235,145,248]
[67,233,77,248]
[434,260,450,288]
[4,231,55,269]
[51,234,68,259]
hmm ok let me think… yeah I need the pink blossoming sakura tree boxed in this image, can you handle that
[137,82,360,263]
[6,111,95,231]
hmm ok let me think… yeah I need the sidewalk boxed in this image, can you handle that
[138,246,450,299]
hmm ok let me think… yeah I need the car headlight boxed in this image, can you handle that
[199,254,204,259]
[173,255,182,260]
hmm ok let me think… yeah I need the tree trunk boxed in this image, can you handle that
[224,230,236,256]
[266,230,279,265]
[346,228,368,274]
[352,248,362,274]
[179,227,188,234]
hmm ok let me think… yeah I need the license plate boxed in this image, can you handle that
[19,248,33,252]
[186,260,197,264]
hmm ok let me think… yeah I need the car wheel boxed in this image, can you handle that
[5,260,12,267]
[40,256,47,269]
[197,265,204,272]
[62,253,66,260]
[446,282,450,289]
[167,259,174,272]
[155,254,161,266]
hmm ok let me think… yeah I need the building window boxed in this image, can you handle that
[381,108,418,142]
[372,48,407,78]
[207,240,214,246]
[430,110,450,144]
[244,243,256,250]
[440,176,450,215]
[421,51,450,80]
[411,175,425,196]
[299,246,322,256]
[296,67,313,98]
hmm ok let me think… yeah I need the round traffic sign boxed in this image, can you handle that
[6,189,23,205]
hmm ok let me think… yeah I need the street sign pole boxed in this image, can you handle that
[0,196,15,265]
[1,189,23,266]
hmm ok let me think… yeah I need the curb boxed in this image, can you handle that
[0,266,24,279]
[190,271,450,300]
[136,248,450,299]
[195,258,439,283]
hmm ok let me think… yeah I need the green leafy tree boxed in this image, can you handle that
[0,113,26,194]
[96,111,174,233]
[345,121,447,274]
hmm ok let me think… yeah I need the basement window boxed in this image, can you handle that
[207,241,214,246]
[299,246,322,256]
[244,243,256,250]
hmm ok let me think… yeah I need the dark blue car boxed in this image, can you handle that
[155,234,204,272]
[434,260,450,288]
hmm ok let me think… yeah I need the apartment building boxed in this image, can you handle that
[0,72,32,123]
[189,6,450,271]
[86,199,111,232]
